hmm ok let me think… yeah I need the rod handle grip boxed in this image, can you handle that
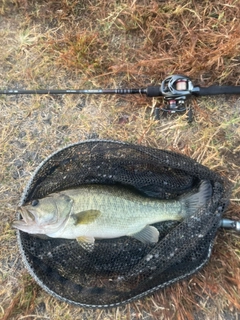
[194,85,240,96]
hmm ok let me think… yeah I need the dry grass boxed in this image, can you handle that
[0,0,240,319]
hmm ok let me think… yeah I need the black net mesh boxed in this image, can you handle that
[17,140,231,308]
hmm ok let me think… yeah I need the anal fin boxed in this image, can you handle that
[131,225,159,244]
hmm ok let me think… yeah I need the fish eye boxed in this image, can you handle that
[31,199,39,207]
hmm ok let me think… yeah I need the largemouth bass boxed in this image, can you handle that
[13,181,212,250]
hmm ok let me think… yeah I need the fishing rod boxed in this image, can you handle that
[2,75,240,116]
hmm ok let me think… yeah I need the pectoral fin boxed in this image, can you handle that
[73,210,101,225]
[131,225,159,244]
[76,236,95,252]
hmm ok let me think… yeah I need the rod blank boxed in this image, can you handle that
[0,88,146,95]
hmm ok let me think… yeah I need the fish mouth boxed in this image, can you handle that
[12,207,40,233]
[19,207,36,223]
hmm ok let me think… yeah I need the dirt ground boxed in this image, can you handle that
[0,1,240,319]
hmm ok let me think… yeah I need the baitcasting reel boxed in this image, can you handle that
[150,75,194,113]
[161,75,193,114]
[149,75,194,119]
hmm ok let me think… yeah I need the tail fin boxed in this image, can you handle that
[181,180,212,217]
